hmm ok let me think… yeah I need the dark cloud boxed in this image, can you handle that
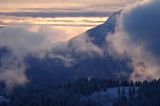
[122,0,160,59]
[0,12,113,17]
[107,0,160,80]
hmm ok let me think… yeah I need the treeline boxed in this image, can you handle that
[113,79,160,106]
[0,78,158,106]
[66,78,142,96]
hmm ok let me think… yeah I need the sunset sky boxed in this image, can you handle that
[0,0,140,38]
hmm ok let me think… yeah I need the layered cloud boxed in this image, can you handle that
[0,0,139,13]
[107,0,160,81]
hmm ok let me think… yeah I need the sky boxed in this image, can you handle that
[0,0,139,13]
[0,0,140,38]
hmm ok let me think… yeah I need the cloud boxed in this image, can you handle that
[70,34,104,57]
[0,0,140,13]
[107,0,160,81]
[0,23,103,90]
[0,25,67,57]
[0,56,28,91]
[0,12,112,17]
[0,24,70,90]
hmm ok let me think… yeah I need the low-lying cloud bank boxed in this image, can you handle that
[0,25,62,90]
[107,0,160,81]
[0,24,103,90]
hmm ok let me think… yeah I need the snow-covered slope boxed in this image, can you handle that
[85,87,139,106]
